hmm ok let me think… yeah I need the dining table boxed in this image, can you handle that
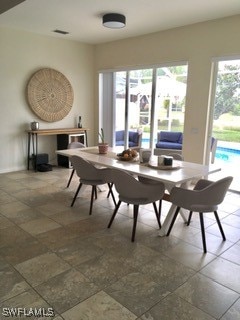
[56,146,221,236]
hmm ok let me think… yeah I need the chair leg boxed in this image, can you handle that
[159,199,162,219]
[214,211,226,241]
[94,186,97,199]
[107,182,113,198]
[166,207,181,236]
[108,200,121,228]
[132,205,139,242]
[89,186,96,215]
[71,183,82,207]
[107,183,117,206]
[66,169,75,188]
[187,211,193,226]
[152,202,161,228]
[199,212,207,253]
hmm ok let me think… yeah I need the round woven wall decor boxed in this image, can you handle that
[27,68,74,122]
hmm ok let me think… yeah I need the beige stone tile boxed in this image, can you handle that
[220,242,240,265]
[15,253,71,286]
[141,293,215,320]
[0,238,48,265]
[0,226,32,249]
[85,230,130,250]
[105,271,170,316]
[201,257,240,293]
[76,252,135,289]
[140,254,195,290]
[0,190,17,205]
[0,214,14,229]
[36,226,83,250]
[189,230,234,254]
[206,223,240,243]
[139,231,182,253]
[175,273,239,319]
[222,214,240,228]
[0,265,30,302]
[2,207,44,225]
[35,269,99,314]
[36,201,71,216]
[164,242,216,271]
[55,240,104,266]
[62,291,136,320]
[50,210,88,225]
[0,288,55,319]
[13,189,52,206]
[221,297,240,320]
[107,218,156,241]
[0,201,30,216]
[1,169,240,320]
[19,217,61,235]
[163,218,201,243]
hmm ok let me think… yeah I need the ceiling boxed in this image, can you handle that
[0,0,240,44]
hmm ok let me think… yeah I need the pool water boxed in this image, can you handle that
[215,147,240,162]
[142,137,240,163]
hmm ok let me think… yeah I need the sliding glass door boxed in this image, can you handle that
[210,58,240,191]
[100,63,188,150]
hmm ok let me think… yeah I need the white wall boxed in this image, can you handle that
[0,27,95,172]
[1,15,240,172]
[95,15,240,164]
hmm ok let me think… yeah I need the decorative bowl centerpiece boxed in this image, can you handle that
[117,148,139,161]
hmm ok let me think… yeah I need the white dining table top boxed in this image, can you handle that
[56,146,221,186]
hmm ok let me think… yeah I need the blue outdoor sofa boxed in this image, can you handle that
[155,130,217,163]
[115,130,142,148]
[155,131,183,150]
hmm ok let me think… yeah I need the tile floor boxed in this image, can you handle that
[0,167,240,319]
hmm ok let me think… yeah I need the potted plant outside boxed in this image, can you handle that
[98,128,109,154]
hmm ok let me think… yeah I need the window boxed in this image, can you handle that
[99,63,188,149]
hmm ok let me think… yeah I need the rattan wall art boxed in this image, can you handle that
[27,68,74,122]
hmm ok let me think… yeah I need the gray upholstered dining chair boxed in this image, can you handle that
[166,176,233,253]
[138,152,184,212]
[66,141,85,188]
[70,155,116,214]
[107,168,165,242]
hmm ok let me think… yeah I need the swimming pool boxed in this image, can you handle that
[142,138,240,163]
[215,146,240,162]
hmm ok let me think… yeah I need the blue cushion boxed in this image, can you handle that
[128,131,138,144]
[116,130,125,141]
[178,134,183,144]
[116,140,124,146]
[115,130,139,147]
[160,131,182,143]
[129,141,137,147]
[156,142,182,150]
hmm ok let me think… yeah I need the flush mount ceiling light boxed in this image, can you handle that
[102,13,126,29]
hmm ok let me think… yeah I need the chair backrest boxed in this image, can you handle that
[167,153,183,160]
[70,155,103,181]
[139,148,152,163]
[110,168,165,203]
[170,176,233,211]
[203,176,233,205]
[68,141,85,149]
